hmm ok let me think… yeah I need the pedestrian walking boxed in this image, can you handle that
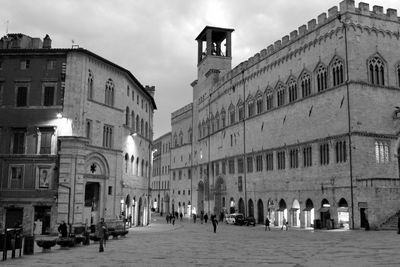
[193,214,197,223]
[211,214,218,233]
[204,213,209,223]
[58,221,68,237]
[180,212,183,221]
[281,217,288,231]
[172,215,176,225]
[96,218,108,252]
[166,214,170,224]
[200,211,204,224]
[265,217,271,231]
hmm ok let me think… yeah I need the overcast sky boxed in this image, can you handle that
[1,0,398,138]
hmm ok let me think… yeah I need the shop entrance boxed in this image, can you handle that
[303,199,314,228]
[5,208,23,229]
[238,198,245,214]
[34,206,51,235]
[257,199,264,224]
[84,182,100,226]
[320,199,331,229]
[338,198,349,229]
[360,208,367,228]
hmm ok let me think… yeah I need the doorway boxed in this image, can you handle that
[5,208,23,229]
[34,206,51,235]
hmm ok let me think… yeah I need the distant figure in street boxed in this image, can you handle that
[58,221,68,237]
[180,212,183,221]
[265,217,271,231]
[172,215,176,225]
[204,213,209,223]
[175,211,179,219]
[219,211,224,222]
[200,211,204,224]
[166,214,170,224]
[281,217,288,231]
[193,214,197,223]
[96,218,108,252]
[211,214,218,233]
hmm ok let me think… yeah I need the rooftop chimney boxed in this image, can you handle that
[43,34,52,49]
[145,85,155,98]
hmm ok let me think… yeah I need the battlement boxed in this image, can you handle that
[171,103,193,120]
[213,0,399,91]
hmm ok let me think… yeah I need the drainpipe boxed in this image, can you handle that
[339,14,355,229]
[207,93,211,215]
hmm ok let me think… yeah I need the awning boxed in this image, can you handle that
[318,207,330,213]
[303,207,314,211]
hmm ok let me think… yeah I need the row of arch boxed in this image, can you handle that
[125,107,149,138]
[223,196,349,228]
[124,153,149,177]
[173,128,192,147]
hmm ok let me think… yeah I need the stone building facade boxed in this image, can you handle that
[0,33,156,235]
[151,132,171,214]
[158,0,400,229]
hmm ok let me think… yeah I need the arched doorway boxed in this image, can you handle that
[290,199,300,227]
[238,198,245,214]
[338,198,349,229]
[320,199,331,229]
[229,198,235,214]
[137,197,143,226]
[304,199,314,228]
[125,194,132,226]
[84,182,100,226]
[277,199,287,226]
[214,177,225,217]
[257,199,264,224]
[248,199,254,217]
[197,181,204,214]
[267,199,275,225]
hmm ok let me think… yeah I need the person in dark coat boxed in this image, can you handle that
[265,217,271,231]
[204,213,209,223]
[193,214,197,223]
[200,211,204,224]
[166,214,170,224]
[96,218,108,252]
[58,221,68,237]
[172,214,176,225]
[211,215,218,233]
[180,212,183,221]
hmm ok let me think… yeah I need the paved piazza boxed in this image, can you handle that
[2,215,400,267]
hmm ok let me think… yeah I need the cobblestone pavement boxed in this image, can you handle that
[2,215,400,267]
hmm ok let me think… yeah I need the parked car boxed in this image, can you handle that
[225,214,235,224]
[225,213,245,225]
[244,216,256,226]
[232,213,245,226]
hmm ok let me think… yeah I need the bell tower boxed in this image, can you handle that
[195,26,234,83]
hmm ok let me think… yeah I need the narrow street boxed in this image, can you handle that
[2,215,400,267]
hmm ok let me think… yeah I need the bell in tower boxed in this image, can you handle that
[195,26,234,82]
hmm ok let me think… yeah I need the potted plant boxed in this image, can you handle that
[56,237,75,248]
[36,239,57,252]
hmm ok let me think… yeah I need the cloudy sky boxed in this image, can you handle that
[1,0,398,138]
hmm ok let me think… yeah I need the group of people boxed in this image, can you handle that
[264,216,289,231]
[165,212,184,225]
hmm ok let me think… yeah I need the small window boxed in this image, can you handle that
[288,79,297,103]
[12,129,26,154]
[46,60,55,70]
[228,159,235,174]
[266,93,273,110]
[303,146,312,167]
[127,86,130,96]
[247,156,253,173]
[316,65,328,92]
[335,140,347,163]
[108,186,113,195]
[375,140,390,163]
[39,128,54,154]
[369,56,385,86]
[277,151,286,170]
[102,124,113,148]
[16,86,28,107]
[86,119,92,142]
[266,152,273,171]
[9,165,24,189]
[320,143,330,165]
[277,85,286,107]
[256,155,263,172]
[289,148,299,168]
[237,158,244,174]
[43,86,55,106]
[20,59,30,70]
[300,73,311,98]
